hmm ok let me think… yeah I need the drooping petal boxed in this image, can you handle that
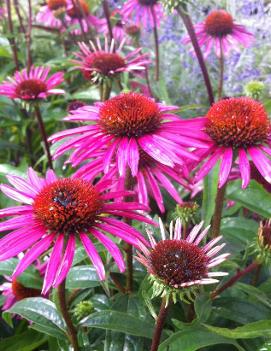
[91,228,125,272]
[80,232,105,280]
[238,148,250,189]
[12,233,54,278]
[42,234,64,294]
[53,235,76,287]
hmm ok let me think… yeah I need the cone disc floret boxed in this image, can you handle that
[84,52,126,79]
[47,0,67,11]
[205,10,234,37]
[15,79,47,100]
[205,97,269,148]
[33,178,103,234]
[99,93,161,137]
[150,239,208,288]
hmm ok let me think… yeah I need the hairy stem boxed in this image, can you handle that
[218,39,224,100]
[5,0,20,70]
[102,0,114,43]
[211,183,226,238]
[151,6,160,81]
[177,6,214,105]
[150,298,169,351]
[34,105,53,169]
[211,261,259,299]
[58,280,80,351]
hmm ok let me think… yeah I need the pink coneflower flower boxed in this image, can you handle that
[0,168,153,294]
[72,38,150,82]
[36,0,67,29]
[189,97,271,188]
[136,219,228,301]
[49,92,203,179]
[36,0,103,34]
[184,9,254,57]
[0,66,64,101]
[122,0,164,29]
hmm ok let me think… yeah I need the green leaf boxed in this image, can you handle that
[227,180,271,218]
[81,310,154,338]
[233,282,271,309]
[159,325,244,351]
[194,292,212,322]
[213,297,271,324]
[221,217,257,253]
[204,320,271,339]
[6,297,67,340]
[202,162,219,225]
[66,265,100,289]
[0,258,18,275]
[0,330,47,351]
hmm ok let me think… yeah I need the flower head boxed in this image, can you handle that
[50,92,201,180]
[36,0,104,34]
[183,9,254,57]
[188,97,271,188]
[73,38,149,82]
[0,168,153,294]
[0,66,65,101]
[136,219,228,303]
[122,0,164,29]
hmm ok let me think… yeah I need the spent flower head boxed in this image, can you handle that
[136,218,229,304]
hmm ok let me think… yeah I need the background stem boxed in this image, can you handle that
[34,105,53,169]
[102,0,113,43]
[58,280,80,351]
[177,6,214,105]
[211,183,226,238]
[151,6,159,81]
[218,39,224,100]
[150,297,169,351]
[211,261,259,299]
[26,0,33,72]
[5,0,20,70]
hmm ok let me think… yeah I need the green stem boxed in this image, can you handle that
[58,280,80,351]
